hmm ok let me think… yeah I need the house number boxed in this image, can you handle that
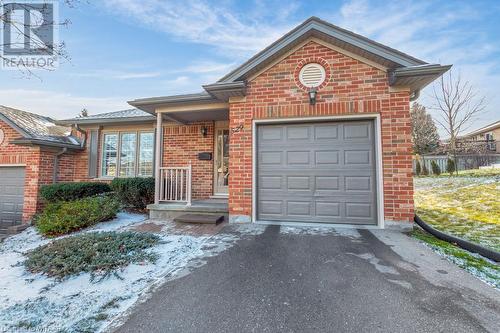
[231,124,243,133]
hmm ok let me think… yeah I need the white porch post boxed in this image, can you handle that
[154,112,162,204]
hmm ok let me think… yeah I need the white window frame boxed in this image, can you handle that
[100,130,154,178]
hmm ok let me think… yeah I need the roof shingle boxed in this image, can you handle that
[0,105,80,146]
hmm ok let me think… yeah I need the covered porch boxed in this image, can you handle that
[129,92,235,220]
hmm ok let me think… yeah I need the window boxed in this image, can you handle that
[101,131,154,177]
[119,133,137,177]
[102,133,118,177]
[138,132,154,176]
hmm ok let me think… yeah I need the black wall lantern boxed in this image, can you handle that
[200,126,208,137]
[308,88,317,105]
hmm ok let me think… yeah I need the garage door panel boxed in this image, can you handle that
[286,126,310,140]
[315,202,341,217]
[286,151,310,165]
[343,122,371,140]
[344,150,372,165]
[259,200,284,215]
[314,124,339,139]
[260,126,284,141]
[315,176,340,191]
[260,151,283,165]
[315,150,339,165]
[259,176,282,189]
[345,176,372,192]
[286,176,310,190]
[287,201,312,216]
[0,167,25,225]
[346,203,374,219]
[257,120,377,225]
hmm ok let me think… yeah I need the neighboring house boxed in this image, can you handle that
[458,120,500,153]
[0,105,83,228]
[0,17,451,230]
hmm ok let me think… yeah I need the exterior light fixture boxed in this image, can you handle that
[308,88,317,105]
[200,126,208,137]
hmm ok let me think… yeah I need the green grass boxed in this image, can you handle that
[414,172,500,251]
[412,228,499,288]
[24,231,161,280]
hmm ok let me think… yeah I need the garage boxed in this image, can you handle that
[0,166,25,226]
[256,120,378,225]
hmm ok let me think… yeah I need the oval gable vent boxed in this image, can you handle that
[299,63,326,88]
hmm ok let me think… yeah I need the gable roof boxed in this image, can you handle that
[460,120,500,138]
[59,108,155,125]
[129,16,451,112]
[218,16,427,83]
[0,105,81,148]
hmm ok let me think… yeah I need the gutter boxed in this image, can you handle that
[57,116,155,126]
[53,147,67,183]
[10,138,85,150]
[414,215,500,262]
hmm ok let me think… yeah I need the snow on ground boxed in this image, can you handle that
[0,213,244,333]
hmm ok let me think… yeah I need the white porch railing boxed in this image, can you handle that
[159,165,192,205]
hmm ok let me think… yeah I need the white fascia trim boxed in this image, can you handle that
[251,113,385,229]
[0,164,26,167]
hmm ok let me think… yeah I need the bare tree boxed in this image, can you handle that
[410,102,440,155]
[432,69,487,173]
[0,0,74,76]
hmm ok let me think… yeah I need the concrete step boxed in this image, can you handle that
[174,214,224,224]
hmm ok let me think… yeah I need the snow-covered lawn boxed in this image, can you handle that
[0,213,243,332]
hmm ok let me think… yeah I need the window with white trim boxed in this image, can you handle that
[101,131,154,177]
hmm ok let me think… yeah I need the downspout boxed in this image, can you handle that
[73,124,87,148]
[51,124,86,183]
[53,147,67,183]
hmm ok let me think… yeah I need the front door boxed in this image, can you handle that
[214,121,229,195]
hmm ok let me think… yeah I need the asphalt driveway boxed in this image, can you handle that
[114,225,500,333]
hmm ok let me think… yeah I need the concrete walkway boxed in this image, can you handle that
[114,225,500,333]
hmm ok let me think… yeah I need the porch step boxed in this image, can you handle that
[174,214,224,224]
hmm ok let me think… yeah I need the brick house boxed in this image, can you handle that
[0,105,84,229]
[0,17,451,230]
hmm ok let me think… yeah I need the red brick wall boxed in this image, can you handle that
[0,120,82,222]
[162,122,214,199]
[228,41,414,224]
[1,120,38,222]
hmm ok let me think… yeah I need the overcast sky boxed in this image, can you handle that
[0,0,499,136]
